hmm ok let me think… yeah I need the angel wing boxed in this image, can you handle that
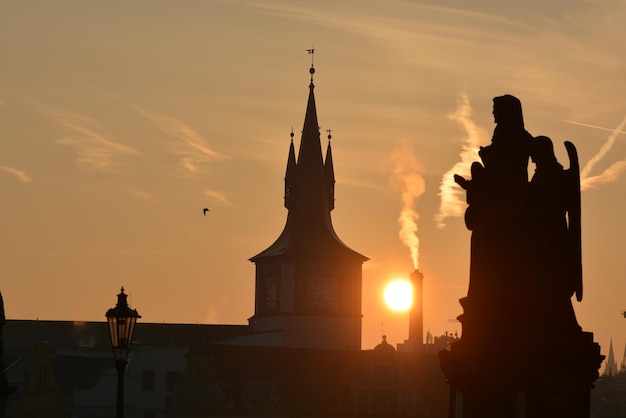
[564,141,583,302]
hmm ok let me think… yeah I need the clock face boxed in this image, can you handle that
[309,281,336,310]
[264,281,278,310]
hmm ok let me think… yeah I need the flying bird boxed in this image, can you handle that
[203,208,210,216]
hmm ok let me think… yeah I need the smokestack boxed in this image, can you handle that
[409,269,424,348]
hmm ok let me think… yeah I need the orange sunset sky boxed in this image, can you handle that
[2,0,626,358]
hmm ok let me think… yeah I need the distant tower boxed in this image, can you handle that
[604,338,618,376]
[397,269,425,352]
[621,341,626,373]
[249,61,368,350]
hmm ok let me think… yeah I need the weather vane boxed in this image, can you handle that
[326,129,332,142]
[307,47,316,82]
[306,47,315,66]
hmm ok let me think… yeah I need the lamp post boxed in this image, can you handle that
[106,287,141,418]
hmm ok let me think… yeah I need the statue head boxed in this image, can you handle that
[493,94,525,130]
[530,135,558,167]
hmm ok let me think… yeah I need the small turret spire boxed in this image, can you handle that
[324,130,335,211]
[284,128,297,209]
[605,337,618,376]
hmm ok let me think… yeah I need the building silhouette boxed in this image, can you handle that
[3,60,625,418]
[3,321,249,417]
[1,63,459,418]
[0,62,448,418]
[248,62,368,350]
[161,64,449,417]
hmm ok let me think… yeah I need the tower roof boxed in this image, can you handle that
[250,65,367,262]
[605,337,618,376]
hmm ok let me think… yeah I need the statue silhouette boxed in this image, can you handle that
[527,135,582,336]
[441,96,602,418]
[454,94,533,339]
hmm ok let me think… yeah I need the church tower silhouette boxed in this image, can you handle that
[249,62,368,350]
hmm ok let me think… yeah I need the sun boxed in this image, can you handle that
[384,279,413,311]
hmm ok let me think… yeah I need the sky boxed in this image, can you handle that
[2,0,626,361]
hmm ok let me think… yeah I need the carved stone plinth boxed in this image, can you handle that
[439,302,603,418]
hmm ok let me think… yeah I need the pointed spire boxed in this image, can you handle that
[324,130,335,211]
[605,337,618,376]
[250,57,367,262]
[296,67,322,179]
[284,129,297,209]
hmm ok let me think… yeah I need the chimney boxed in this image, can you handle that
[408,269,424,348]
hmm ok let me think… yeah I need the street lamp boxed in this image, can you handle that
[106,287,141,418]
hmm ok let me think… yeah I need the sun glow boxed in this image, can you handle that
[384,279,413,311]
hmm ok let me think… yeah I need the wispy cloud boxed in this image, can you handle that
[579,115,626,190]
[582,160,626,191]
[127,189,160,203]
[204,189,233,206]
[564,120,626,136]
[435,94,485,229]
[132,105,228,176]
[249,0,530,34]
[35,101,139,171]
[0,165,33,183]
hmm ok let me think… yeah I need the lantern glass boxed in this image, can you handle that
[106,288,141,361]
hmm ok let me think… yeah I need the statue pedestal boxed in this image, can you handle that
[439,308,603,418]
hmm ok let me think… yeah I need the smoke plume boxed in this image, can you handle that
[391,140,426,270]
[435,94,485,229]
